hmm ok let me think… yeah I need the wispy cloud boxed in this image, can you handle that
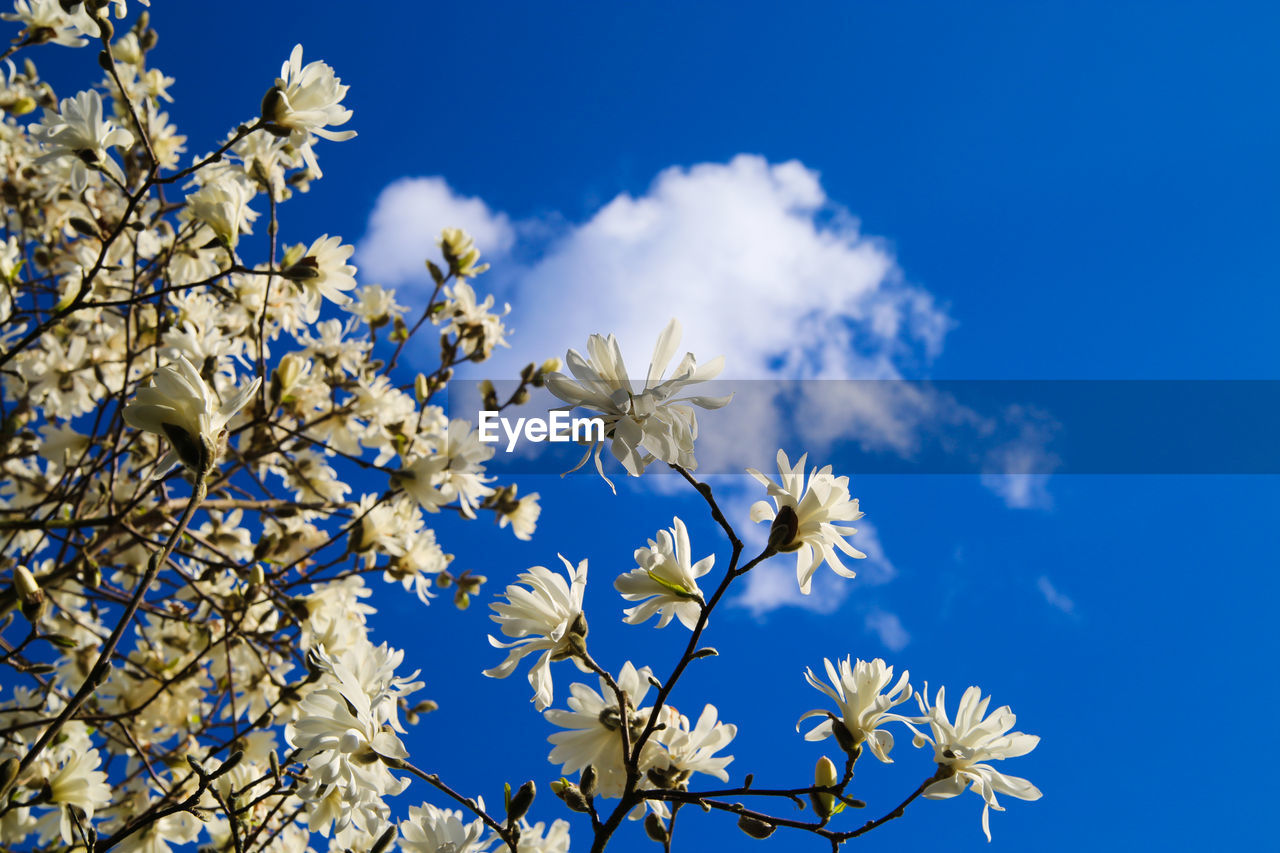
[864,610,911,651]
[1037,575,1075,615]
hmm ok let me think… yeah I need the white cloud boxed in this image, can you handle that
[864,610,911,652]
[1037,575,1075,615]
[498,155,948,381]
[356,177,514,287]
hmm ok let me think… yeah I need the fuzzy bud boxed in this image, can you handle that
[737,814,777,839]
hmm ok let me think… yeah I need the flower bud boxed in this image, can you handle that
[737,814,776,839]
[809,756,839,819]
[644,813,668,843]
[579,764,598,798]
[550,778,591,813]
[14,565,44,622]
[507,780,535,822]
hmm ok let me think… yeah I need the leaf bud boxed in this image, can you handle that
[737,814,776,839]
[643,813,668,843]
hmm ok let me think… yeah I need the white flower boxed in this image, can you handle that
[287,641,422,837]
[747,450,866,594]
[186,172,257,249]
[438,280,509,360]
[513,819,571,853]
[399,803,491,853]
[484,556,589,711]
[496,487,541,541]
[796,656,912,763]
[614,516,712,630]
[545,661,658,798]
[909,684,1042,841]
[266,44,356,178]
[650,703,737,786]
[122,355,260,476]
[292,234,357,322]
[545,318,731,486]
[30,90,134,191]
[37,747,111,843]
[395,419,496,518]
[1,0,95,49]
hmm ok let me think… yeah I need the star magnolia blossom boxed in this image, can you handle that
[266,44,356,177]
[294,234,358,322]
[545,318,731,487]
[30,90,134,191]
[748,450,867,594]
[484,556,590,710]
[797,656,913,763]
[286,642,422,838]
[614,516,713,630]
[399,802,490,853]
[909,684,1042,840]
[650,703,737,786]
[545,661,659,798]
[122,355,260,476]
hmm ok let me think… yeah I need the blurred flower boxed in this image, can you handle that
[748,450,866,594]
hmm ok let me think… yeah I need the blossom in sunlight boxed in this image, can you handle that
[439,280,510,360]
[287,641,422,838]
[1,1,95,49]
[796,656,913,763]
[747,449,866,594]
[122,355,260,476]
[291,234,358,322]
[395,419,496,518]
[512,819,571,853]
[399,803,490,853]
[484,556,589,711]
[36,747,111,843]
[545,661,658,797]
[650,703,737,787]
[909,684,1042,841]
[492,485,542,541]
[614,516,713,630]
[264,44,356,177]
[545,317,731,486]
[185,173,257,249]
[30,90,134,191]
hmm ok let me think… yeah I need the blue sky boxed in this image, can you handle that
[39,2,1280,850]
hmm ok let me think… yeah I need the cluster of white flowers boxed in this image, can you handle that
[0,6,1044,849]
[798,656,1041,839]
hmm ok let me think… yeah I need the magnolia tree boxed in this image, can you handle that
[0,3,1041,852]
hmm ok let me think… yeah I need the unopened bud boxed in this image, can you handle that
[810,756,839,819]
[737,814,776,839]
[644,813,668,843]
[579,764,597,798]
[14,565,42,605]
[551,779,591,813]
[507,780,535,822]
[540,357,563,375]
[260,87,283,123]
[415,373,430,403]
